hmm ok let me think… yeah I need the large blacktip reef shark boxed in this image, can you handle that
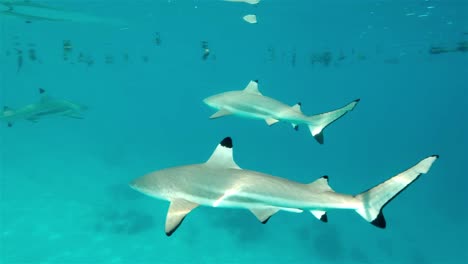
[130,137,438,236]
[203,80,360,144]
[0,88,87,127]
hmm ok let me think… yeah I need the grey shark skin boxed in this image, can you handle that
[0,1,126,25]
[0,88,87,127]
[203,80,360,144]
[130,137,438,236]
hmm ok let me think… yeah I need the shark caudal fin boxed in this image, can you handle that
[355,155,438,228]
[306,99,360,144]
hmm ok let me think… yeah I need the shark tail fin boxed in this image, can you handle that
[354,155,438,228]
[306,99,360,144]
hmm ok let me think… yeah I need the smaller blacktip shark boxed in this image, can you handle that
[130,137,438,236]
[0,88,87,127]
[203,80,360,144]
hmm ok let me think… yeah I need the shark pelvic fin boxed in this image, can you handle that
[243,80,262,95]
[206,137,240,169]
[165,199,199,236]
[265,117,279,126]
[210,108,232,119]
[64,112,84,119]
[310,210,328,222]
[250,207,280,224]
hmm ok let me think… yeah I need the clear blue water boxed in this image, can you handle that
[0,0,467,263]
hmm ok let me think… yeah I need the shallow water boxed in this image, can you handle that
[0,0,467,263]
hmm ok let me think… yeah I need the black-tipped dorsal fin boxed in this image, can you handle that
[243,80,262,95]
[206,137,240,169]
[292,102,302,113]
[307,176,333,192]
[39,88,52,102]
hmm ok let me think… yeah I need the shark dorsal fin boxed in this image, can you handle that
[292,102,302,113]
[39,88,52,102]
[243,80,261,95]
[206,137,240,169]
[307,176,334,192]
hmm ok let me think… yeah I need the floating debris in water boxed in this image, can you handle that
[201,41,210,60]
[243,14,257,24]
[429,41,468,55]
[16,49,23,72]
[291,48,296,67]
[223,0,261,4]
[63,40,72,61]
[154,32,161,46]
[310,51,333,66]
[28,48,37,61]
[105,55,114,64]
[123,53,129,62]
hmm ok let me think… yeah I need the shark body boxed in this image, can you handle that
[131,137,438,236]
[203,80,359,144]
[0,88,87,127]
[0,1,125,25]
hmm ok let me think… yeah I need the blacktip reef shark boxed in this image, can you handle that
[0,0,126,25]
[203,80,360,144]
[0,88,87,127]
[130,137,438,236]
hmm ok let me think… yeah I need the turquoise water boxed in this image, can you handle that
[0,0,467,263]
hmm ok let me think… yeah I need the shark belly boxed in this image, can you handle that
[226,97,303,121]
[169,167,360,211]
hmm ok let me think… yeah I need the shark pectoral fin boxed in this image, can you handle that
[265,117,279,126]
[210,109,232,119]
[250,207,280,224]
[165,199,199,236]
[65,113,84,119]
[310,210,328,223]
[26,118,39,123]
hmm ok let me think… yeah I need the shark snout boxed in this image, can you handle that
[203,97,213,106]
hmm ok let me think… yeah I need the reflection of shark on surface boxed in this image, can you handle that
[0,88,87,127]
[130,137,438,236]
[204,80,360,144]
[0,0,126,25]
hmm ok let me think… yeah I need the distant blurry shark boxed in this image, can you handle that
[0,0,125,25]
[203,80,360,144]
[223,0,261,4]
[0,88,87,127]
[130,136,438,236]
